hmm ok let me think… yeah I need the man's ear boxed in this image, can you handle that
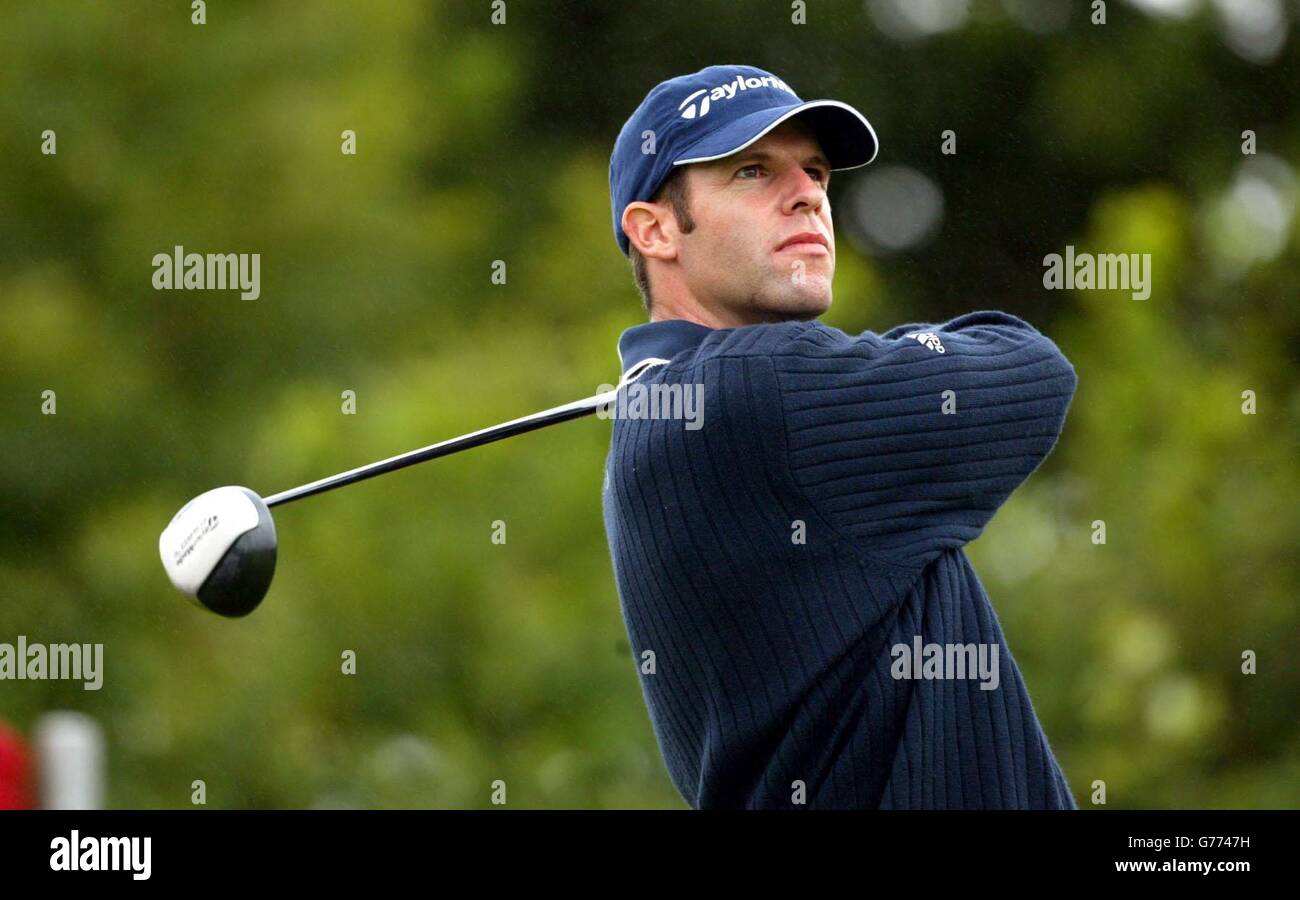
[622,202,679,261]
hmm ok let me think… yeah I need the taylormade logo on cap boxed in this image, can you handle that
[677,73,797,120]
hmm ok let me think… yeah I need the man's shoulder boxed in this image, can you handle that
[677,319,833,367]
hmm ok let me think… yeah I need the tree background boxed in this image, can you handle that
[1,0,1296,808]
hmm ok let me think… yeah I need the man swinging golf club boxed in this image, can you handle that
[602,64,1078,809]
[157,62,1077,812]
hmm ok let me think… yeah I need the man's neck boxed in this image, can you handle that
[649,297,774,329]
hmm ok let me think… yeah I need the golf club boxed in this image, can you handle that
[159,357,669,618]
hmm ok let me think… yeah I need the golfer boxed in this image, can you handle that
[603,64,1078,809]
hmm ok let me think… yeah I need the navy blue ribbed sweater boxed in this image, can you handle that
[601,310,1078,809]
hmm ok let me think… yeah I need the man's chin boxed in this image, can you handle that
[766,284,832,320]
[720,277,832,325]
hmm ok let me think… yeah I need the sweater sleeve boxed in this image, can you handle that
[771,310,1077,570]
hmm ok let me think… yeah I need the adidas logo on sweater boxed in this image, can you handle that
[907,332,946,353]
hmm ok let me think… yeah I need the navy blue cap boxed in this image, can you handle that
[609,64,879,256]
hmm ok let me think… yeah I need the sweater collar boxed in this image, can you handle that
[617,319,715,373]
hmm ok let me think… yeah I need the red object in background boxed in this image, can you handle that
[0,722,34,809]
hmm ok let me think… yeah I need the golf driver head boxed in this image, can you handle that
[159,486,277,617]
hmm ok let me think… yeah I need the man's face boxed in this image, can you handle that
[677,119,835,323]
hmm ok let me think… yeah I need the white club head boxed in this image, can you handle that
[159,485,277,617]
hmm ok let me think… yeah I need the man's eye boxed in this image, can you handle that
[736,165,763,179]
[807,168,827,183]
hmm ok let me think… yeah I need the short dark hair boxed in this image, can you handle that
[628,167,695,313]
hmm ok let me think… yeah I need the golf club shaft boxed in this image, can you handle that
[262,358,667,508]
[263,391,612,508]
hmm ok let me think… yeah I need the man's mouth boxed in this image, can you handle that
[775,231,830,255]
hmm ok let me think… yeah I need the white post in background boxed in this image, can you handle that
[34,711,105,810]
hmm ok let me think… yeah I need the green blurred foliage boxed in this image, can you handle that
[1,0,1296,808]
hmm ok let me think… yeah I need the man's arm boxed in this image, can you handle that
[770,310,1078,570]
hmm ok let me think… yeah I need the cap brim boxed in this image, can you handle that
[672,99,879,170]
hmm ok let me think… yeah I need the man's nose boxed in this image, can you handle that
[784,168,827,214]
